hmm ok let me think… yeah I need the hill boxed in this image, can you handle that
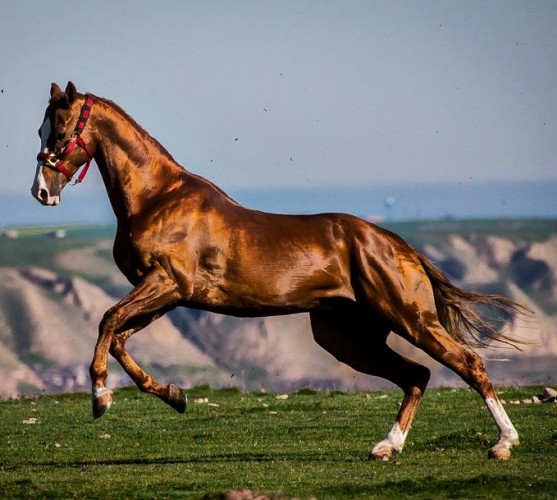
[0,219,556,398]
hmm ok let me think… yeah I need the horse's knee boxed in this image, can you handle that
[99,307,121,335]
[109,336,125,357]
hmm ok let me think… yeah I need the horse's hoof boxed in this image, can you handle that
[167,384,187,414]
[488,447,512,460]
[92,388,113,419]
[369,446,393,461]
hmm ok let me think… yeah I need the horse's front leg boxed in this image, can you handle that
[89,311,116,418]
[89,264,181,418]
[109,319,187,414]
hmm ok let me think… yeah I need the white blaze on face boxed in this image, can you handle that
[32,116,61,205]
[39,115,51,155]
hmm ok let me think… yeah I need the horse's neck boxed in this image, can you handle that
[92,100,184,220]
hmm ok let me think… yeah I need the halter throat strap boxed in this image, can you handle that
[37,94,94,184]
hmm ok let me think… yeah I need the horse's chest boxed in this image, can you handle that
[112,234,153,283]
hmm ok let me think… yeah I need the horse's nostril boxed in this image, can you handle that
[39,188,49,202]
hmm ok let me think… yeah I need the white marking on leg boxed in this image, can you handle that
[91,385,113,418]
[92,386,111,399]
[372,421,409,455]
[485,397,519,452]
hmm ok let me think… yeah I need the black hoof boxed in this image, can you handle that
[167,384,187,413]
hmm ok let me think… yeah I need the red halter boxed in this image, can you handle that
[37,94,94,185]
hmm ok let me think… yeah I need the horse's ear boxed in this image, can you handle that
[65,81,78,104]
[50,82,63,99]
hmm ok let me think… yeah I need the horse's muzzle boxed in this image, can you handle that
[31,185,60,206]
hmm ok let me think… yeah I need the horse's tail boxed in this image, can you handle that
[417,253,533,350]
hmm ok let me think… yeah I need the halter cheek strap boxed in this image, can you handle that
[37,94,94,184]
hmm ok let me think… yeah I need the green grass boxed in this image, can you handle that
[0,386,555,499]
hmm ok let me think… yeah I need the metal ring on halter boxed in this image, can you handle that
[44,154,59,169]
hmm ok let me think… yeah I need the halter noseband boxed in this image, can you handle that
[37,94,94,185]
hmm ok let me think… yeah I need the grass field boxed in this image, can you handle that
[1,386,556,499]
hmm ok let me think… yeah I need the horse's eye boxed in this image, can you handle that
[57,132,65,140]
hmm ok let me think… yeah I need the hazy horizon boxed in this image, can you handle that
[3,178,556,228]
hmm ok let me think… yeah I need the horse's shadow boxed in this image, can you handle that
[11,450,361,470]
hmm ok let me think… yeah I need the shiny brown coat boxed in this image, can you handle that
[31,82,529,460]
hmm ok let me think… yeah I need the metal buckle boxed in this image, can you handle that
[44,153,59,169]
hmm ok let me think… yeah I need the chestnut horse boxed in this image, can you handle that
[32,82,527,460]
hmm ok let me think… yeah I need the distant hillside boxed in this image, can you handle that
[0,219,556,398]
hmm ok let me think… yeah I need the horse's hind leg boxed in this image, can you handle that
[395,311,519,459]
[90,263,181,418]
[310,309,431,461]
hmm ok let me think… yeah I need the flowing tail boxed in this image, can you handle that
[417,253,533,350]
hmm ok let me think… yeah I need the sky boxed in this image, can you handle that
[0,1,556,221]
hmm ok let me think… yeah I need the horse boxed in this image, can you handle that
[32,81,529,461]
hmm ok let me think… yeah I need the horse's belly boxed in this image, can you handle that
[189,267,353,315]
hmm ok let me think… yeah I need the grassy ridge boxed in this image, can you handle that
[1,386,556,499]
[3,219,556,269]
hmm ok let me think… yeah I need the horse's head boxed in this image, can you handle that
[31,81,95,205]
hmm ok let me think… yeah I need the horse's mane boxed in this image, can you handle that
[91,94,175,161]
[90,94,240,206]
